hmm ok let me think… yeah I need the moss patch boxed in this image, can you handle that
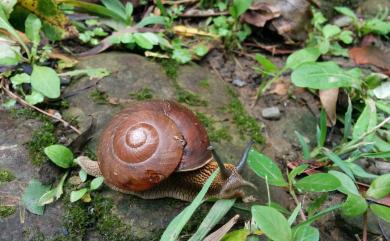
[0,169,15,183]
[175,87,207,106]
[159,59,179,80]
[0,205,16,218]
[129,87,153,101]
[226,88,263,144]
[198,79,210,88]
[11,108,58,166]
[90,89,108,104]
[196,112,231,143]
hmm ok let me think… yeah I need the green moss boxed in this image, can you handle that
[11,108,58,166]
[90,90,108,104]
[175,88,207,106]
[196,112,231,143]
[61,197,91,241]
[198,79,210,88]
[159,59,179,80]
[0,169,15,183]
[0,205,16,218]
[129,87,153,101]
[226,88,264,144]
[84,147,97,161]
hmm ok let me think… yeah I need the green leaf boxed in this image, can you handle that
[288,203,301,226]
[346,163,378,179]
[285,47,321,70]
[172,48,192,64]
[292,226,319,241]
[25,14,41,45]
[248,150,288,187]
[188,199,236,241]
[291,62,361,89]
[10,73,30,87]
[70,188,88,202]
[323,149,354,181]
[318,109,327,147]
[133,32,154,49]
[125,2,133,20]
[366,173,390,199]
[328,170,359,195]
[294,173,341,192]
[79,169,88,182]
[0,0,17,17]
[22,179,50,215]
[362,18,390,36]
[295,131,310,160]
[194,44,209,57]
[370,204,390,223]
[338,30,353,44]
[352,99,376,141]
[25,90,44,105]
[90,176,104,190]
[343,97,352,140]
[59,68,110,79]
[30,65,60,98]
[221,229,250,241]
[0,43,21,65]
[2,99,16,109]
[101,0,126,22]
[160,170,219,241]
[361,151,390,159]
[373,134,390,152]
[230,0,252,19]
[298,205,342,227]
[137,15,166,27]
[252,205,292,241]
[322,24,341,39]
[38,189,56,206]
[288,164,308,182]
[44,144,74,168]
[255,53,279,74]
[341,194,367,217]
[334,7,357,22]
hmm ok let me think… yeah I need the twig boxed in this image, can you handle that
[362,212,368,241]
[1,79,81,135]
[179,11,229,18]
[164,0,197,4]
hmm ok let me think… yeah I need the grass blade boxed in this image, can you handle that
[295,131,311,160]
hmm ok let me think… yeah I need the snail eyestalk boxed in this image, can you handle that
[236,140,255,174]
[209,146,231,179]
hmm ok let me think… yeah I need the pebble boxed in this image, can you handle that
[374,160,390,175]
[232,78,246,87]
[262,107,281,120]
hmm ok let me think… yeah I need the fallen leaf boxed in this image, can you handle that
[203,214,240,241]
[319,88,339,126]
[241,2,280,27]
[349,46,390,76]
[173,25,217,38]
[270,82,289,96]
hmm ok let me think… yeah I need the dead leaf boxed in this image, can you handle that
[349,46,390,76]
[173,25,217,38]
[203,214,240,241]
[241,2,280,27]
[319,88,339,126]
[270,82,289,96]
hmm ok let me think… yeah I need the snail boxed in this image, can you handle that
[76,100,256,201]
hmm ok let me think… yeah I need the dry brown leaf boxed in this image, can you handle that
[319,88,339,126]
[349,46,390,76]
[270,82,289,96]
[241,2,280,27]
[173,25,217,38]
[203,214,240,241]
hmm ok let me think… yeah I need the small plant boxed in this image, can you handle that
[78,19,108,45]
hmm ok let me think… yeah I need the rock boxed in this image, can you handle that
[232,78,246,87]
[374,160,390,175]
[261,107,281,120]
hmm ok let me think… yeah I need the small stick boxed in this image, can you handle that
[362,212,368,241]
[1,79,81,135]
[179,11,229,18]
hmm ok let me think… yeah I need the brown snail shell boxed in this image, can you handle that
[97,100,212,192]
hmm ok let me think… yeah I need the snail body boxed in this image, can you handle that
[77,100,254,201]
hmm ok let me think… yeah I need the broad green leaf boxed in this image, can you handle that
[25,90,44,105]
[70,188,88,202]
[188,199,236,241]
[90,176,104,190]
[338,30,353,44]
[30,65,60,98]
[352,99,376,141]
[370,204,390,223]
[328,170,359,195]
[285,48,321,70]
[334,7,357,22]
[125,2,133,20]
[291,62,361,89]
[288,164,308,182]
[292,226,319,241]
[0,43,21,65]
[141,32,159,45]
[363,18,390,35]
[79,169,88,182]
[38,189,56,206]
[137,15,166,27]
[341,194,367,217]
[295,131,310,160]
[133,33,153,49]
[10,73,30,87]
[373,134,390,152]
[288,203,301,226]
[0,0,17,16]
[44,144,74,168]
[323,149,354,180]
[194,44,208,57]
[160,170,218,241]
[221,229,250,241]
[172,48,192,64]
[101,0,126,22]
[255,53,279,74]
[366,173,390,199]
[230,0,252,19]
[248,150,288,187]
[252,205,292,241]
[346,163,378,179]
[59,68,110,79]
[294,173,340,192]
[25,14,41,45]
[322,24,341,39]
[22,179,50,215]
